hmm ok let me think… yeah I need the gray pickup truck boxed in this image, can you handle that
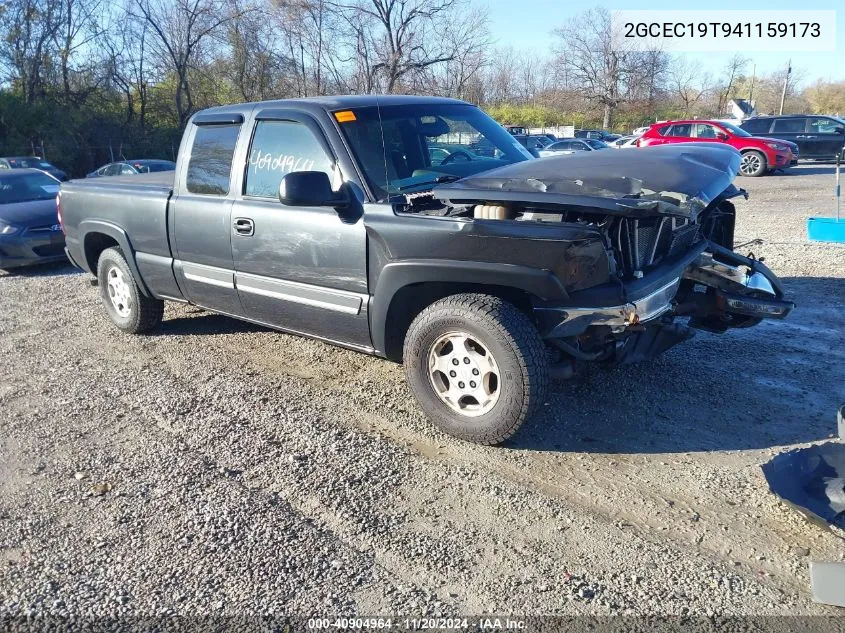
[59,95,794,445]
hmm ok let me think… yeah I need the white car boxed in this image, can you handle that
[631,126,650,136]
[610,135,641,149]
[537,138,610,157]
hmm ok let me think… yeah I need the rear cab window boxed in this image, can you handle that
[186,124,241,195]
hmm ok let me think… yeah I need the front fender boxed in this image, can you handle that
[369,258,567,355]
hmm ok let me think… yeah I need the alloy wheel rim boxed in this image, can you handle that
[428,331,500,417]
[106,267,132,317]
[741,154,761,175]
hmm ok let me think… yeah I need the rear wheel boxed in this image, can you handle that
[96,247,163,334]
[403,294,548,445]
[739,150,767,177]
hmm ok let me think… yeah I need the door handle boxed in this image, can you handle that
[233,217,254,236]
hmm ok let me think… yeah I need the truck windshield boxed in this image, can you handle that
[336,104,533,200]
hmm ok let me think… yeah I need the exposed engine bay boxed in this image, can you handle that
[392,145,794,374]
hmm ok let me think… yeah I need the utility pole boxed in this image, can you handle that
[779,59,792,115]
[749,63,756,103]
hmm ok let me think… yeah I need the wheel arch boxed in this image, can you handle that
[80,220,151,297]
[371,260,566,362]
[739,146,770,159]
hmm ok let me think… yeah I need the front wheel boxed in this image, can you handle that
[403,294,549,445]
[739,150,767,177]
[97,247,163,334]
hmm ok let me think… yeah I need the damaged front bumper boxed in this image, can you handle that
[537,277,682,338]
[677,243,794,331]
[534,241,794,365]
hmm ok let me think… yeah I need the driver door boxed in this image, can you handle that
[230,110,370,349]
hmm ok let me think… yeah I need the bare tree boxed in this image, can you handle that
[425,5,489,99]
[226,5,294,101]
[331,0,480,93]
[669,57,710,116]
[715,53,749,116]
[484,47,518,104]
[552,8,625,128]
[628,49,669,108]
[51,0,103,104]
[132,0,242,125]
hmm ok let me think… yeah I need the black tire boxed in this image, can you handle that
[403,293,549,445]
[96,247,163,334]
[739,150,767,177]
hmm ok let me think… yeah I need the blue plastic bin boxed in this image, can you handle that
[807,217,845,243]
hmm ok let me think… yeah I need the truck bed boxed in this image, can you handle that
[65,170,174,194]
[60,172,176,294]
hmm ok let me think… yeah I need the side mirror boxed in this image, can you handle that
[835,127,845,135]
[278,171,348,208]
[717,132,729,140]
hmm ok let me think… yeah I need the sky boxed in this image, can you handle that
[485,0,843,84]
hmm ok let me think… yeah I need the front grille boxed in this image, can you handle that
[613,216,700,278]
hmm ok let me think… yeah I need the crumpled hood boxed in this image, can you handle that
[433,143,744,219]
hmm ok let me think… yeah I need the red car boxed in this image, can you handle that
[637,120,798,177]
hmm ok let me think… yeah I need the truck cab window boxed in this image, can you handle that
[186,124,240,195]
[245,120,335,198]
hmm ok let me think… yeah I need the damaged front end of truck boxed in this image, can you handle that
[428,144,794,372]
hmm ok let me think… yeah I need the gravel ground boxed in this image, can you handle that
[1,164,845,623]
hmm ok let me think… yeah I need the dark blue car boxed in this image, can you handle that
[0,156,68,182]
[0,169,65,270]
